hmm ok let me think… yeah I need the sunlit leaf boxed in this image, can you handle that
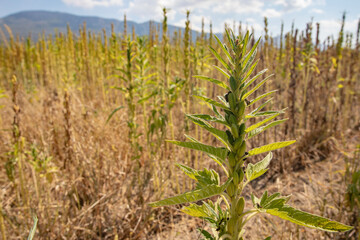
[187,115,230,148]
[106,106,124,124]
[248,90,278,106]
[194,75,229,90]
[249,141,296,156]
[246,152,273,181]
[168,140,229,162]
[213,65,230,79]
[242,74,274,100]
[193,95,230,111]
[247,119,288,139]
[253,192,354,232]
[214,34,233,64]
[149,179,231,207]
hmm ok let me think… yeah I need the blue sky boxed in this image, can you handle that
[1,0,359,41]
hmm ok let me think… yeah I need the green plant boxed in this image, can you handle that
[111,38,143,161]
[149,30,353,239]
[345,144,360,236]
[27,215,38,240]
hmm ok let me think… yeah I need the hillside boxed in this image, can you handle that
[0,10,201,40]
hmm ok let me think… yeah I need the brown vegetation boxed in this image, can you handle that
[0,11,359,239]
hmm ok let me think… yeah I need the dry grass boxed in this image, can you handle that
[0,13,359,239]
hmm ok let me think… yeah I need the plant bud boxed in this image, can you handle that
[237,141,246,159]
[236,197,245,215]
[237,101,246,118]
[228,152,236,167]
[233,171,239,186]
[231,124,239,138]
[239,123,246,135]
[228,92,236,111]
[226,130,234,144]
[238,168,244,182]
[227,217,236,234]
[229,114,237,125]
[233,138,243,151]
[227,182,236,197]
[225,113,230,124]
[230,76,237,92]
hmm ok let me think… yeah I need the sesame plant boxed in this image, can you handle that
[149,30,353,239]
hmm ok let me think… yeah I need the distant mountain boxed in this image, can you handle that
[0,10,204,41]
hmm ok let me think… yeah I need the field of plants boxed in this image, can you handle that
[0,9,359,239]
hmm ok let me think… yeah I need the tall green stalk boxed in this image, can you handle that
[149,29,353,240]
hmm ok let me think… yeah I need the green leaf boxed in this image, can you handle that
[209,46,232,72]
[217,96,228,106]
[213,65,230,79]
[184,135,226,167]
[247,119,288,139]
[242,53,257,81]
[198,229,215,240]
[225,28,235,49]
[212,105,223,118]
[246,109,285,119]
[242,59,259,84]
[189,114,221,122]
[149,179,232,207]
[27,215,38,240]
[176,164,220,189]
[246,152,273,181]
[194,75,229,90]
[243,69,268,90]
[111,86,127,92]
[242,38,261,69]
[241,41,260,78]
[188,114,228,126]
[187,115,230,148]
[248,90,278,106]
[168,140,229,162]
[246,113,281,133]
[193,95,230,111]
[195,169,220,189]
[182,203,215,218]
[249,98,273,116]
[106,106,124,124]
[176,163,198,180]
[214,35,233,64]
[249,141,296,156]
[242,74,274,100]
[254,192,354,232]
[138,91,157,103]
[185,134,199,143]
[242,31,250,55]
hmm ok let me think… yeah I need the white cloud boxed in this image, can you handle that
[124,0,177,22]
[62,0,123,8]
[124,0,271,31]
[209,18,263,35]
[310,8,324,14]
[262,8,282,18]
[244,21,263,35]
[212,0,264,14]
[318,18,359,42]
[274,0,313,12]
[152,0,265,15]
[158,0,213,12]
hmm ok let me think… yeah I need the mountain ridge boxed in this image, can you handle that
[0,10,204,41]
